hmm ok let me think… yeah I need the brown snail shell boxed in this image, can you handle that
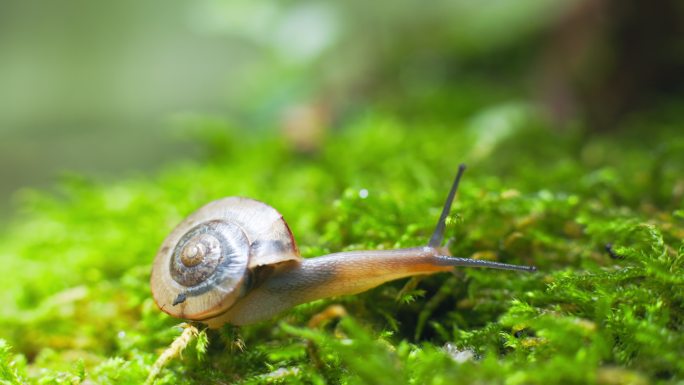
[150,197,300,321]
[151,165,537,327]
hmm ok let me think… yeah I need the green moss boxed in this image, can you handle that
[1,109,683,384]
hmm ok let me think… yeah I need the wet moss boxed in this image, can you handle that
[1,109,683,384]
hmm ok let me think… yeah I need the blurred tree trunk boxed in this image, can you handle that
[537,0,684,130]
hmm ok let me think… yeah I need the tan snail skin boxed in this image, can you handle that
[150,164,536,327]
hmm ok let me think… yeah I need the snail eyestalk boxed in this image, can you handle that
[427,164,536,273]
[434,255,537,273]
[429,163,466,248]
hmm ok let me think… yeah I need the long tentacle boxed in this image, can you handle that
[429,164,466,248]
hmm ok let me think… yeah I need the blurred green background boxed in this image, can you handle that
[3,0,681,220]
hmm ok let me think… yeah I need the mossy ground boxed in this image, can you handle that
[1,106,683,384]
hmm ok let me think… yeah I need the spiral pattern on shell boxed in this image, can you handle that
[150,197,301,321]
[170,220,248,294]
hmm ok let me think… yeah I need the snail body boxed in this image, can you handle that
[151,165,535,327]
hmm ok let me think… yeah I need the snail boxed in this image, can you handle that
[150,165,536,327]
